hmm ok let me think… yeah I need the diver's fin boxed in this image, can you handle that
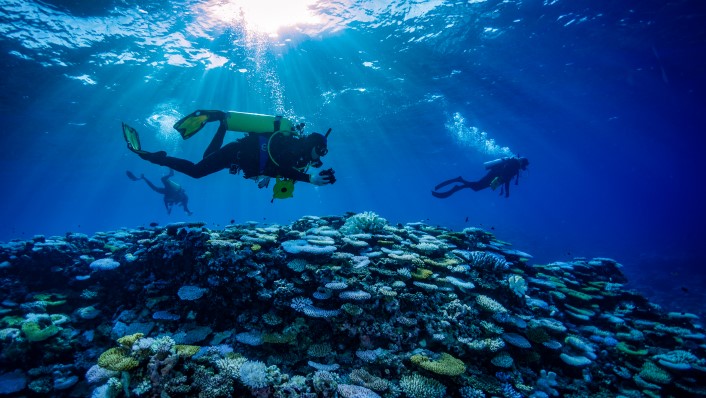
[122,123,146,154]
[173,110,223,139]
[126,171,139,181]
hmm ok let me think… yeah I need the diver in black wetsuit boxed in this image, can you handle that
[127,169,193,215]
[125,110,336,187]
[432,156,529,198]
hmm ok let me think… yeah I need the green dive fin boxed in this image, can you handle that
[122,123,146,154]
[173,110,223,139]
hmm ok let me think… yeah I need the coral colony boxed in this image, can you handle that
[0,211,704,397]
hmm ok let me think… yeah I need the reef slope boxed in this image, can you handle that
[0,212,704,397]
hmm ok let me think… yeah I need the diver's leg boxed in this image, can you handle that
[146,142,240,179]
[431,183,473,199]
[203,119,228,159]
[469,173,495,191]
[182,198,193,216]
[433,176,468,191]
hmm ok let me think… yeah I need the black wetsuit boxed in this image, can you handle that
[141,121,314,182]
[432,157,528,198]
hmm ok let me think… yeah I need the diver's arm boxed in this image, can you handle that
[278,167,312,183]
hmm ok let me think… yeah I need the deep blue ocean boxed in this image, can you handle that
[0,0,704,315]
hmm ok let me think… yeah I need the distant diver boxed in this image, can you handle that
[122,110,335,201]
[126,169,193,216]
[432,156,529,198]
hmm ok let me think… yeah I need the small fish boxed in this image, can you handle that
[230,219,235,224]
[681,287,689,293]
[465,216,469,222]
[149,222,159,227]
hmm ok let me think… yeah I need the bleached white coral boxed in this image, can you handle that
[507,275,528,297]
[476,295,508,313]
[340,212,388,235]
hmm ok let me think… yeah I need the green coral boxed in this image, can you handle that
[117,332,144,348]
[410,352,466,376]
[21,321,60,342]
[616,342,648,356]
[98,347,140,371]
[175,344,201,357]
[526,327,551,344]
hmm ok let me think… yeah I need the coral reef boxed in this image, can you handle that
[0,212,704,397]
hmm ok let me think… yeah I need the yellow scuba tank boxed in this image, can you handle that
[225,112,295,134]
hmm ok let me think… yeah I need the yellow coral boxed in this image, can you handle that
[117,333,144,348]
[411,268,433,279]
[410,352,466,376]
[175,344,201,357]
[251,244,262,251]
[423,258,460,268]
[98,347,139,371]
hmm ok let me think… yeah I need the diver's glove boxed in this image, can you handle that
[310,169,336,185]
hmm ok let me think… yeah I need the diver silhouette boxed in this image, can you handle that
[432,156,529,198]
[127,169,193,215]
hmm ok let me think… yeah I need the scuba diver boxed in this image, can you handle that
[126,169,193,216]
[122,110,336,201]
[432,156,529,199]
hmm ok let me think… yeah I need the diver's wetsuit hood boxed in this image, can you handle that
[305,133,328,155]
[519,157,529,170]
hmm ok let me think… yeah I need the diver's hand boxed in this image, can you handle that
[310,169,336,185]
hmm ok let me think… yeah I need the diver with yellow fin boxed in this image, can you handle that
[122,110,335,201]
[432,156,529,198]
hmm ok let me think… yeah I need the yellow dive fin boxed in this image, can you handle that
[173,111,212,139]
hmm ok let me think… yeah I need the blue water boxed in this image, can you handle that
[1,0,704,312]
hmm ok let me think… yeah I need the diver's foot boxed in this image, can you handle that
[138,150,167,162]
[197,110,226,122]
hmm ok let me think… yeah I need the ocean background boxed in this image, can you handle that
[0,0,704,315]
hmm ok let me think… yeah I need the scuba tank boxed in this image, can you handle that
[483,157,508,169]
